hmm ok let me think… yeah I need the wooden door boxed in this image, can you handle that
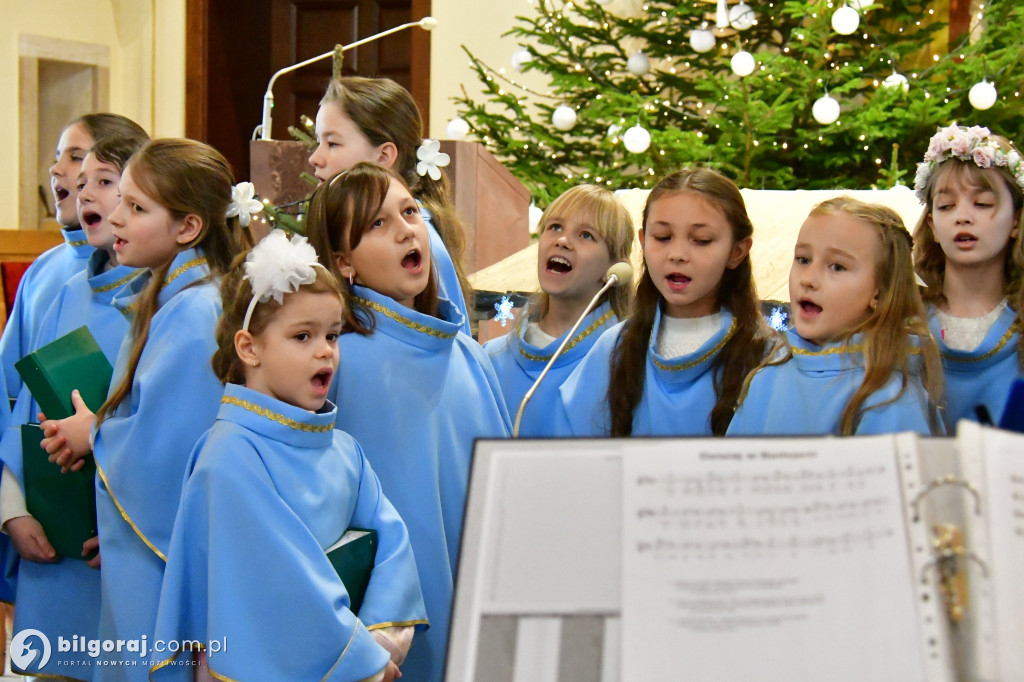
[186,0,430,181]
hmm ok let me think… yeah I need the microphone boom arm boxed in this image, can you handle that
[512,273,622,438]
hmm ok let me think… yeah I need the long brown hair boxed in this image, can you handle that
[305,162,439,335]
[320,77,471,305]
[212,252,342,385]
[913,143,1024,365]
[807,197,944,434]
[608,168,769,436]
[96,139,239,423]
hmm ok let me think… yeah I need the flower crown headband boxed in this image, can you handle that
[914,124,1024,204]
[242,229,326,332]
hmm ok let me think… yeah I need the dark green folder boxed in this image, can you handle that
[326,528,377,615]
[14,325,113,420]
[21,424,98,560]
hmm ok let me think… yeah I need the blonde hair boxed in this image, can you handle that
[531,184,634,321]
[212,252,342,385]
[913,138,1024,364]
[96,139,239,423]
[305,162,440,334]
[749,196,943,435]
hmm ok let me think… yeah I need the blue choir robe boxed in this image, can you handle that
[0,226,93,403]
[0,251,138,678]
[555,308,737,436]
[421,205,470,336]
[728,329,940,437]
[332,285,511,682]
[151,384,428,682]
[91,249,223,681]
[483,302,616,437]
[928,304,1023,432]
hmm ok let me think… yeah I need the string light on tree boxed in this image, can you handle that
[552,105,578,131]
[627,50,650,76]
[689,28,716,53]
[812,93,841,124]
[729,2,756,30]
[511,48,532,73]
[831,4,860,35]
[622,124,652,153]
[969,79,998,110]
[446,116,470,140]
[731,50,756,77]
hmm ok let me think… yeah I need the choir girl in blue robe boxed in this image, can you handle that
[729,197,943,436]
[911,124,1024,431]
[556,168,772,436]
[484,184,634,436]
[0,133,147,679]
[39,139,241,681]
[308,77,472,334]
[306,163,511,682]
[152,230,426,682]
[0,114,147,404]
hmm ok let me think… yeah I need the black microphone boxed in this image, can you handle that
[512,261,633,437]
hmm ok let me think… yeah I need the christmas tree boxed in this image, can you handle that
[452,0,1024,204]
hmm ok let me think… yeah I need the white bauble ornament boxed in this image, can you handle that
[690,29,716,53]
[812,94,841,124]
[446,116,470,140]
[731,51,756,77]
[627,50,650,76]
[608,122,623,138]
[729,2,756,30]
[552,105,578,131]
[831,5,860,35]
[881,72,909,92]
[622,125,652,154]
[969,80,998,110]
[848,0,872,10]
[511,48,532,72]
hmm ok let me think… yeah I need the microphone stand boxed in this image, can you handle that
[255,17,437,141]
[512,274,622,438]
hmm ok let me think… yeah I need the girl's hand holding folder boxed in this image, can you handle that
[39,389,96,473]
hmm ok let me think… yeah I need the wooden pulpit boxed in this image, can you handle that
[248,139,532,278]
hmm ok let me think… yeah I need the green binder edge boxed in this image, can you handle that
[14,325,113,421]
[20,424,98,561]
[326,528,377,615]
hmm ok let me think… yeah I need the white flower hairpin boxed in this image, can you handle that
[227,182,265,227]
[914,124,1024,203]
[242,229,322,331]
[416,139,450,181]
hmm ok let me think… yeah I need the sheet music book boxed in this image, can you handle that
[448,428,1024,682]
[621,435,951,682]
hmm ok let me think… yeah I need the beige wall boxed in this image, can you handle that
[427,0,644,138]
[427,0,549,138]
[2,0,185,231]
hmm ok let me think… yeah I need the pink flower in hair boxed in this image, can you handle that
[948,130,974,157]
[972,145,996,168]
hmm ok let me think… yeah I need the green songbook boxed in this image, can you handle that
[326,528,378,615]
[15,325,113,420]
[21,424,98,560]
